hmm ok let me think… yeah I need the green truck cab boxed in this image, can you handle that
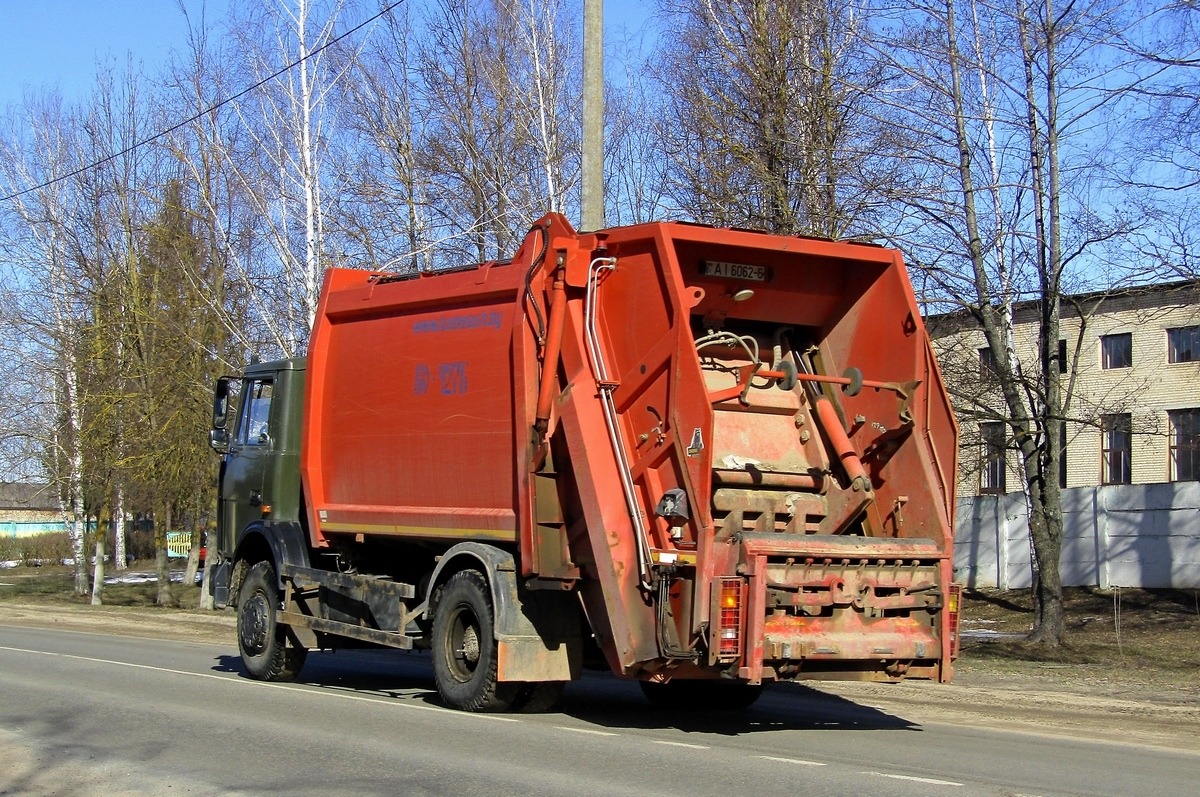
[209,358,308,607]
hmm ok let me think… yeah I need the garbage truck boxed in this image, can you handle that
[208,213,961,712]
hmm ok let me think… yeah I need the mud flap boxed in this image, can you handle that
[493,568,583,682]
[210,560,232,608]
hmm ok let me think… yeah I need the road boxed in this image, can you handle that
[0,624,1195,797]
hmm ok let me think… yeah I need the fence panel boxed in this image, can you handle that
[955,483,1200,589]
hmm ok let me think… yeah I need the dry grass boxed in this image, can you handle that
[0,562,204,609]
[959,587,1200,694]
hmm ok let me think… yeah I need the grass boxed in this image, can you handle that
[0,562,205,609]
[960,587,1200,690]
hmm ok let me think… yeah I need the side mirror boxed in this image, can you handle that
[212,377,233,428]
[211,377,234,452]
[209,427,230,452]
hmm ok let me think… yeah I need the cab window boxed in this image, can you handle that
[236,379,274,446]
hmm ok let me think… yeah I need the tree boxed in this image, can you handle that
[603,34,675,225]
[868,0,1165,644]
[213,0,351,355]
[655,0,898,237]
[1117,1,1200,281]
[329,4,433,272]
[414,0,578,264]
[0,94,104,596]
[121,179,227,605]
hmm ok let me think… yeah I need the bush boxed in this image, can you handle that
[0,532,72,565]
[127,527,156,561]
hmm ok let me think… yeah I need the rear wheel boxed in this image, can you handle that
[432,570,519,711]
[237,561,307,681]
[640,680,763,711]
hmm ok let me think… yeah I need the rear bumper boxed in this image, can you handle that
[734,534,953,683]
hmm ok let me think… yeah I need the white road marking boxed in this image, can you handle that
[865,771,963,786]
[653,740,709,750]
[554,726,617,737]
[755,755,827,767]
[0,644,519,721]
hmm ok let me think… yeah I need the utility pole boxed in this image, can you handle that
[581,0,604,230]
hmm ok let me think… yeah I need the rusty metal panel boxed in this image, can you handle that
[496,636,580,682]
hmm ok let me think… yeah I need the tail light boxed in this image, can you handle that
[716,578,744,661]
[947,582,963,659]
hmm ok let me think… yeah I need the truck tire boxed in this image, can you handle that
[640,680,763,711]
[237,561,307,682]
[432,570,520,711]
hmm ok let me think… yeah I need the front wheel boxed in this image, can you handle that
[237,561,307,681]
[432,570,520,711]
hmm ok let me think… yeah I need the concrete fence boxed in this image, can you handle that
[955,482,1200,589]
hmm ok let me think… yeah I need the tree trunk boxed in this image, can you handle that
[1027,503,1065,643]
[112,472,126,572]
[199,547,215,610]
[91,535,105,606]
[156,505,173,606]
[68,515,87,594]
[184,518,202,586]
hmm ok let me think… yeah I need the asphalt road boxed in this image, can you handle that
[0,624,1195,797]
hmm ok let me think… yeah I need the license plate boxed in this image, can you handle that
[703,260,767,281]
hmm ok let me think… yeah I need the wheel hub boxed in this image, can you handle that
[459,625,480,664]
[240,592,269,655]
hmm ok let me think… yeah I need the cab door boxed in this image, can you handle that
[220,377,276,547]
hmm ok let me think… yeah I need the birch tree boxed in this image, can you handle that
[166,6,273,370]
[84,64,169,596]
[329,5,432,272]
[870,0,1158,643]
[0,97,97,595]
[222,0,349,354]
[415,0,578,264]
[656,0,897,237]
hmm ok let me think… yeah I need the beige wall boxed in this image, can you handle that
[930,283,1200,497]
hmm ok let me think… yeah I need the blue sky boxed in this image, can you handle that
[0,1,228,109]
[0,1,652,110]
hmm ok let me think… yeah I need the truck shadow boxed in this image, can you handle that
[214,651,918,735]
[214,650,434,697]
[562,675,918,736]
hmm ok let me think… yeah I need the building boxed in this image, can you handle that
[927,280,1200,589]
[928,279,1200,498]
[0,482,64,538]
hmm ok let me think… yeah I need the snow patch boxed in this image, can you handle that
[104,570,203,586]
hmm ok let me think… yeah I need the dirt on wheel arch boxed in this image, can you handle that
[1,596,1197,754]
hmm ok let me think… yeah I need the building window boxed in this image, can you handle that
[1169,409,1200,481]
[1167,326,1200,363]
[980,421,1007,494]
[979,346,997,378]
[1057,338,1068,374]
[1101,333,1132,369]
[1059,422,1068,488]
[1100,414,1131,485]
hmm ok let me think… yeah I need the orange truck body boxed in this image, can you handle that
[297,213,959,686]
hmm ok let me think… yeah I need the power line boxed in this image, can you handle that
[0,0,405,204]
